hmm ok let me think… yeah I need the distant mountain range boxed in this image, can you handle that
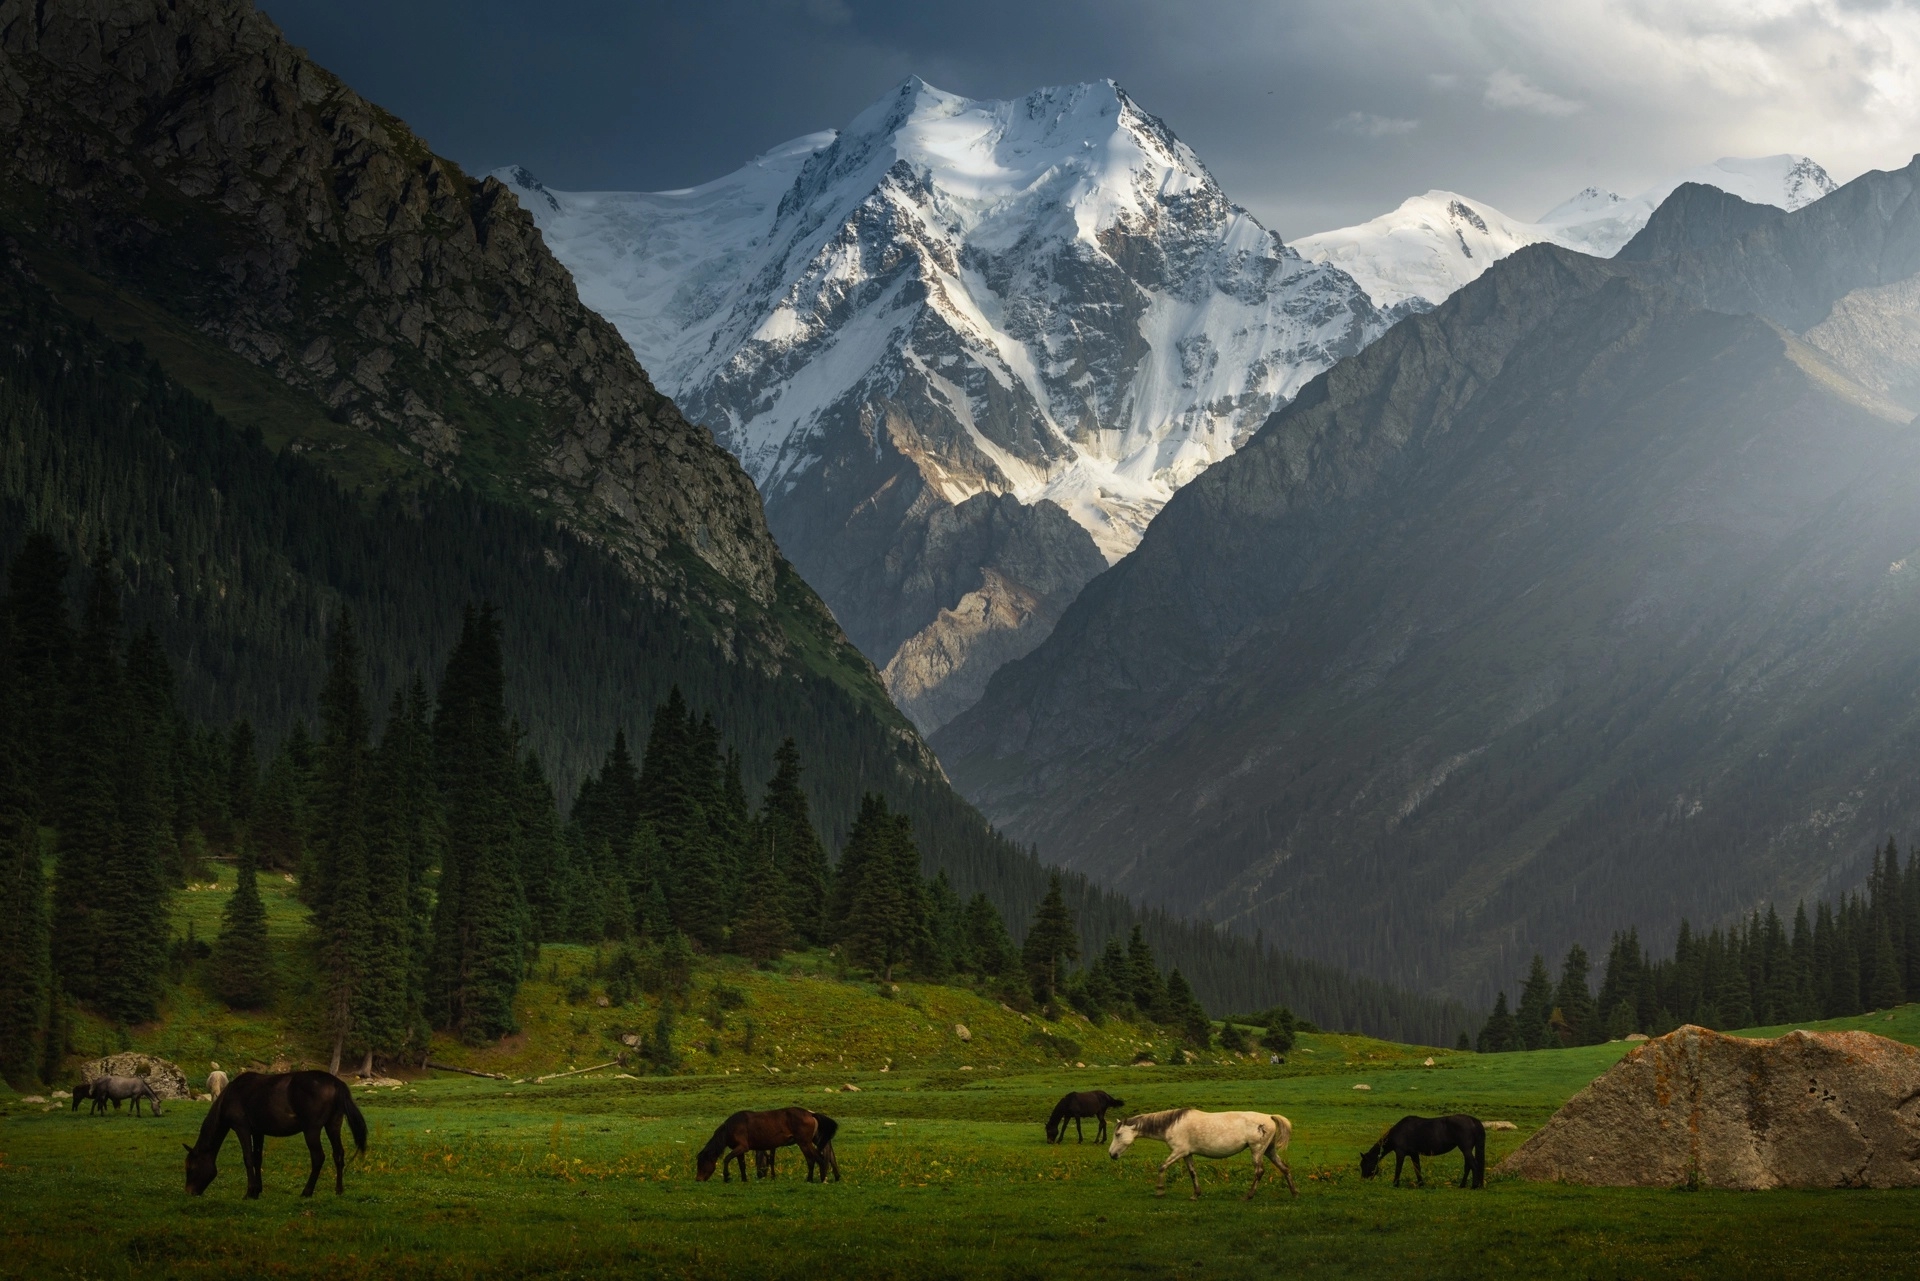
[505,86,1838,736]
[937,163,1920,1003]
[1293,155,1837,309]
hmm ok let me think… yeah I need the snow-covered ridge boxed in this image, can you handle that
[1295,154,1836,310]
[497,77,1386,562]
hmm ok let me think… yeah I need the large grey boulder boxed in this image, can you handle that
[1500,1025,1920,1189]
[78,1054,192,1101]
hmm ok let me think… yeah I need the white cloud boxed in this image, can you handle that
[1331,111,1420,137]
[1482,69,1583,116]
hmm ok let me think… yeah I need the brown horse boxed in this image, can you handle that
[184,1070,367,1198]
[696,1108,834,1183]
[753,1112,841,1182]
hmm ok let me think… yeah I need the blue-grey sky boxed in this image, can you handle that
[262,0,1920,240]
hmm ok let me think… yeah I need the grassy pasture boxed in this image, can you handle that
[5,1006,1919,1278]
[5,869,1918,1277]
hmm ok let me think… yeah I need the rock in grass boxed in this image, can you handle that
[1352,1083,1371,1091]
[1485,1121,1517,1131]
[1500,1025,1920,1189]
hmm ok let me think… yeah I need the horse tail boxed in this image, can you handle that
[343,1093,368,1154]
[812,1112,839,1148]
[1268,1115,1292,1155]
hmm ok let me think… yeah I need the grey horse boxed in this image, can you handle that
[88,1076,164,1116]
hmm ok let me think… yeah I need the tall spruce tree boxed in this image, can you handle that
[961,892,1014,977]
[49,549,121,1006]
[1021,872,1080,1004]
[1514,954,1556,1050]
[828,793,892,939]
[0,611,51,1084]
[310,613,373,1073]
[733,851,790,963]
[1126,926,1167,1017]
[5,534,72,822]
[428,606,526,1041]
[226,721,258,831]
[1553,944,1595,1046]
[844,807,927,982]
[758,739,831,945]
[1477,992,1519,1053]
[1164,967,1211,1049]
[352,691,422,1069]
[212,842,274,1009]
[518,752,571,945]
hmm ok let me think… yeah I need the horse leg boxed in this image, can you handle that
[1411,1154,1424,1187]
[1277,1152,1300,1198]
[1155,1151,1180,1197]
[243,1129,264,1199]
[1183,1154,1201,1200]
[1245,1147,1265,1200]
[301,1127,324,1197]
[1392,1152,1404,1187]
[796,1137,821,1183]
[328,1118,346,1194]
[1075,1116,1084,1143]
[1096,1113,1108,1144]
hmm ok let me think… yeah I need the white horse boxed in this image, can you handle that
[1108,1107,1299,1200]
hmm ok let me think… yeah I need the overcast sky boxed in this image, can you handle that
[261,0,1920,240]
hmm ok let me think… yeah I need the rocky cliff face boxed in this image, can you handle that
[499,78,1387,726]
[938,160,1920,999]
[0,0,783,616]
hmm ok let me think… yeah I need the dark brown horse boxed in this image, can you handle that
[184,1070,367,1198]
[753,1112,841,1182]
[1047,1090,1125,1143]
[696,1108,833,1183]
[1360,1114,1486,1188]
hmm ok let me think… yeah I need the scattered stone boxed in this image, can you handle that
[1501,1025,1920,1189]
[1485,1121,1518,1131]
[954,1023,971,1043]
[959,1066,973,1071]
[620,1034,640,1047]
[1423,1057,1436,1067]
[50,1090,69,1099]
[841,1083,860,1092]
[1352,1083,1372,1091]
[20,1095,45,1104]
[1624,1033,1649,1042]
[594,996,611,1008]
[78,1054,191,1100]
[1075,1062,1086,1068]
[613,1073,640,1081]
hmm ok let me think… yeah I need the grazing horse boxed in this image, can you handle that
[70,1081,109,1114]
[1360,1115,1486,1188]
[1046,1091,1125,1144]
[1109,1108,1299,1200]
[184,1070,367,1199]
[88,1076,164,1116]
[207,1069,230,1099]
[753,1112,841,1182]
[696,1108,832,1183]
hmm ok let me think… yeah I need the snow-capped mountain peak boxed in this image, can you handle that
[497,78,1388,731]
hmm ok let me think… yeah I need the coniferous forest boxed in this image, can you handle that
[0,253,1474,1081]
[1475,840,1920,1052]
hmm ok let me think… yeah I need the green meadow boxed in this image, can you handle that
[4,869,1919,1279]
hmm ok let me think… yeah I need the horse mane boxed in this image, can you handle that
[696,1112,746,1164]
[1123,1107,1190,1139]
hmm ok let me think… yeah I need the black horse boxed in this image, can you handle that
[1046,1090,1125,1144]
[1360,1114,1486,1188]
[184,1070,367,1198]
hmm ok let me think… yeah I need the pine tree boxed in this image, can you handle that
[758,738,831,945]
[1868,920,1905,1010]
[310,613,373,1072]
[732,851,790,963]
[961,893,1014,977]
[518,752,571,945]
[212,843,274,1009]
[0,611,51,1084]
[1261,1007,1296,1056]
[352,691,422,1067]
[1021,872,1081,1005]
[845,807,923,982]
[1515,954,1556,1050]
[5,533,72,822]
[1164,967,1211,1049]
[827,792,891,939]
[49,548,121,1006]
[428,606,527,1041]
[1552,944,1595,1046]
[919,870,961,979]
[252,737,308,873]
[1126,925,1167,1017]
[643,1000,680,1075]
[640,691,726,950]
[1477,992,1519,1053]
[226,721,258,831]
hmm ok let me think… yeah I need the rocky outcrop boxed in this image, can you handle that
[0,0,778,604]
[1500,1026,1920,1189]
[79,1053,191,1100]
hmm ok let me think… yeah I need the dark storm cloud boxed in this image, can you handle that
[262,0,1920,240]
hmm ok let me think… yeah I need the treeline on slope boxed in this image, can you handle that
[0,254,1466,1041]
[1474,840,1920,1052]
[0,547,1320,1080]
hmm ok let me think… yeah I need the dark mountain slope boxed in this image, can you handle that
[939,163,1920,1000]
[0,0,1467,1035]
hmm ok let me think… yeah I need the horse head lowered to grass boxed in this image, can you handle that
[1360,1114,1485,1188]
[1109,1108,1299,1200]
[184,1070,366,1199]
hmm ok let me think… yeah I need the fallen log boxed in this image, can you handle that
[534,1060,618,1084]
[422,1060,508,1080]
